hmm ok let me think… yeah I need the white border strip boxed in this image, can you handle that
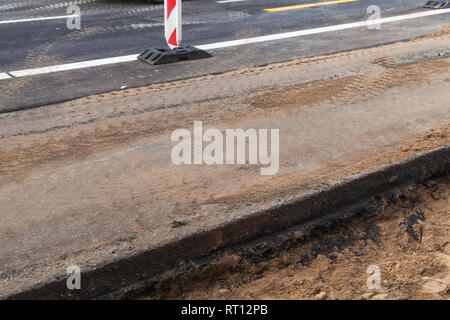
[9,55,138,77]
[3,9,450,79]
[0,72,11,80]
[0,15,79,24]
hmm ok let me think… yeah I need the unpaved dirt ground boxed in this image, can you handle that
[146,175,450,300]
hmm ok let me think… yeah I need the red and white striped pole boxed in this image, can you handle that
[165,0,182,49]
[138,0,210,64]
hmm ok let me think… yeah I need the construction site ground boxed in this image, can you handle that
[1,29,449,299]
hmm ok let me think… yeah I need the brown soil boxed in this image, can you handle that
[144,175,449,300]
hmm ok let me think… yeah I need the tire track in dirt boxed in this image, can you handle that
[247,58,449,111]
[0,55,449,187]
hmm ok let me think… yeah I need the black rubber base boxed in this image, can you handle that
[423,1,449,8]
[138,45,212,65]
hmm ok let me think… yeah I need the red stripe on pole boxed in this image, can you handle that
[168,28,178,47]
[167,0,176,19]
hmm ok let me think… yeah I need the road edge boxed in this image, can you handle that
[5,145,449,300]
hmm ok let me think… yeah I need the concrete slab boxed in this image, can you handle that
[1,33,449,299]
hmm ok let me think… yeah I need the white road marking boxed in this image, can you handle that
[0,14,79,25]
[217,0,246,3]
[2,9,449,80]
[0,73,12,80]
[9,55,138,77]
[0,0,97,12]
[197,9,450,50]
[131,23,162,29]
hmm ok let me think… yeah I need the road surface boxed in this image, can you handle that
[0,0,449,112]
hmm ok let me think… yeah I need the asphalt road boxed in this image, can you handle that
[0,0,449,112]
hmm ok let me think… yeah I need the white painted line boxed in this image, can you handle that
[197,9,450,50]
[9,55,138,77]
[217,0,246,3]
[0,73,11,80]
[4,9,450,79]
[0,14,79,25]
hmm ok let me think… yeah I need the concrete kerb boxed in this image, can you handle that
[6,146,449,300]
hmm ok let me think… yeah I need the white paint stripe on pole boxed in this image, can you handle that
[197,8,450,50]
[0,73,11,80]
[0,14,79,24]
[165,0,182,49]
[4,10,450,79]
[9,55,138,77]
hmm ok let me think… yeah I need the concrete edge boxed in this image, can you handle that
[6,146,450,299]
